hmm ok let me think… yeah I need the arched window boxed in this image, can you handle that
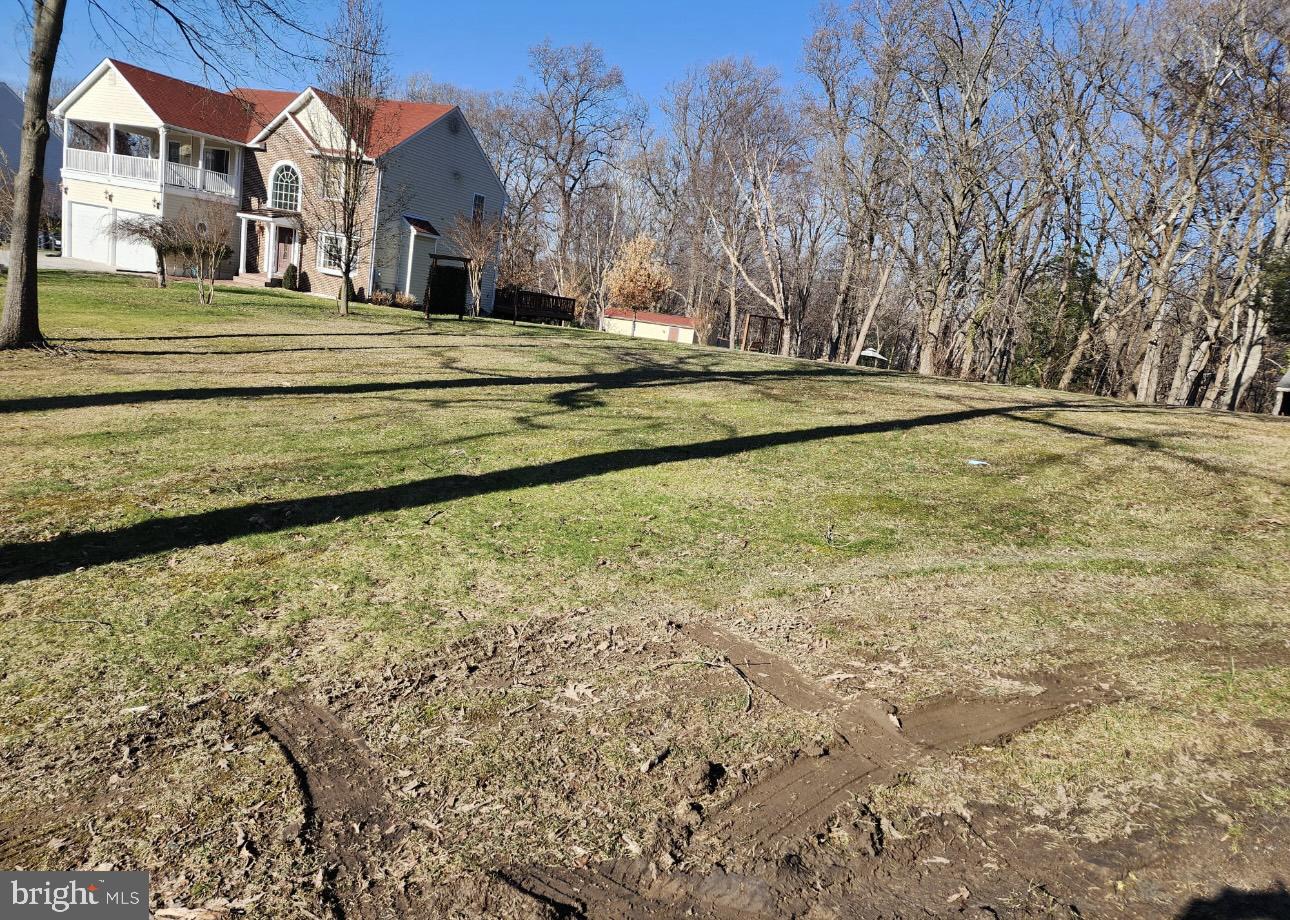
[270,164,301,211]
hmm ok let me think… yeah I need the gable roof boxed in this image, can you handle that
[250,86,455,157]
[361,99,455,156]
[108,60,277,144]
[61,60,457,157]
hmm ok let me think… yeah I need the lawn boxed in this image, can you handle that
[1,272,1288,917]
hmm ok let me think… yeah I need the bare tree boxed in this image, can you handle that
[111,214,174,287]
[1,0,67,348]
[515,41,641,300]
[310,0,390,316]
[443,211,501,317]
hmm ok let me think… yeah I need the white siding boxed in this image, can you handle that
[63,66,158,128]
[297,95,344,149]
[64,177,158,215]
[372,110,505,310]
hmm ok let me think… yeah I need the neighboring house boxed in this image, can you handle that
[601,307,696,344]
[50,59,505,308]
[1,81,63,215]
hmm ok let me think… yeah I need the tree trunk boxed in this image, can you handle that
[726,261,737,351]
[0,0,68,350]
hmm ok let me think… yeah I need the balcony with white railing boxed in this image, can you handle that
[65,120,161,184]
[164,160,237,198]
[65,146,111,175]
[113,153,159,182]
[64,119,239,200]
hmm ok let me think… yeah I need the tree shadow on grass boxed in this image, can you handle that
[0,401,1071,584]
[0,363,863,415]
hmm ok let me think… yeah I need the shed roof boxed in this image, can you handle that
[603,307,695,328]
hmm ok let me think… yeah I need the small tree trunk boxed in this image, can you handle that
[155,247,168,288]
[0,0,68,350]
[726,261,737,351]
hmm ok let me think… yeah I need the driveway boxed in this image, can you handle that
[0,250,126,273]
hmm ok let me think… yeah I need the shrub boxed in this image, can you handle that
[282,263,298,291]
[369,290,394,306]
[393,293,417,308]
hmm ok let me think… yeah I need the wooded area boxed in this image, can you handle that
[412,0,1290,411]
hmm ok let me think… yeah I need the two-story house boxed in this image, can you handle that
[51,59,505,309]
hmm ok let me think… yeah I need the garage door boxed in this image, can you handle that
[68,202,110,265]
[112,209,157,272]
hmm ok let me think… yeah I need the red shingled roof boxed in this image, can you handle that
[304,88,455,155]
[363,99,455,156]
[603,307,695,328]
[110,60,269,143]
[109,60,455,154]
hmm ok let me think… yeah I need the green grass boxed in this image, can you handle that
[1,271,1288,898]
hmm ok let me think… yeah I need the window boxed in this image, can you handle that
[203,146,230,175]
[320,159,345,200]
[167,140,192,165]
[317,232,346,273]
[472,194,485,225]
[270,163,301,211]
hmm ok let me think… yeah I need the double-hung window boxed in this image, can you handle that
[318,232,346,274]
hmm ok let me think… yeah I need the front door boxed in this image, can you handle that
[276,228,295,275]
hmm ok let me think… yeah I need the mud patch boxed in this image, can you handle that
[499,622,1116,918]
[257,689,419,919]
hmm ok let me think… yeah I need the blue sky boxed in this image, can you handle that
[3,0,821,108]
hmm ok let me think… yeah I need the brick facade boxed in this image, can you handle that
[241,122,378,299]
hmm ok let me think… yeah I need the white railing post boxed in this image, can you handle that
[197,137,206,192]
[158,126,167,190]
[108,122,116,176]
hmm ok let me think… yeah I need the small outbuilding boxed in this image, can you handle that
[601,307,696,344]
[1275,371,1290,416]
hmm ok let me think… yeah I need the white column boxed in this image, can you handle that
[268,223,278,276]
[107,122,116,176]
[239,219,248,275]
[158,126,168,190]
[197,137,206,191]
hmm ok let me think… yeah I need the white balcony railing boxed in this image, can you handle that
[164,161,235,198]
[165,161,202,189]
[112,153,159,182]
[203,170,236,197]
[67,146,235,198]
[65,147,111,175]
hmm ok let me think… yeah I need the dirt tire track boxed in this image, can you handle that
[500,622,1115,918]
[257,689,417,920]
